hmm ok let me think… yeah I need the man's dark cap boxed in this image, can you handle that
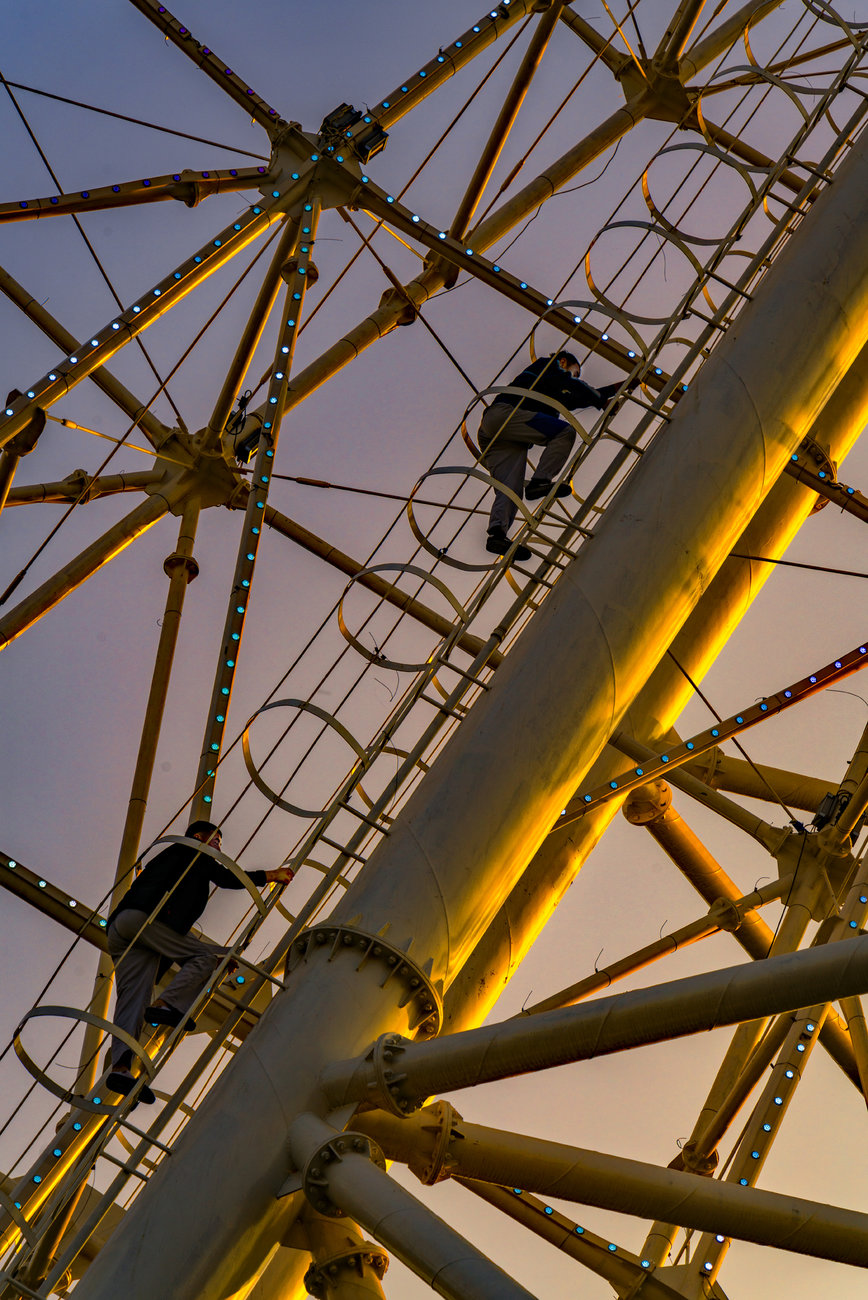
[186,819,219,838]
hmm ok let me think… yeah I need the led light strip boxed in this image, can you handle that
[558,638,868,826]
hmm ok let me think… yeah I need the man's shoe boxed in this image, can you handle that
[145,1004,196,1031]
[525,478,572,500]
[107,1071,156,1106]
[486,527,531,562]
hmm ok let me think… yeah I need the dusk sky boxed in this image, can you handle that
[3,2,868,1296]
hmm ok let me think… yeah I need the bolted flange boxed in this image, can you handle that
[301,1131,386,1219]
[303,1242,388,1298]
[287,923,442,1039]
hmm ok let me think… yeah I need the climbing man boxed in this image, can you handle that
[105,819,294,1103]
[479,351,628,558]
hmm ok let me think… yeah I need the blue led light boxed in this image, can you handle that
[203,795,212,804]
[715,1234,725,1243]
[401,85,409,93]
[661,755,669,763]
[49,373,57,380]
[784,689,792,698]
[411,214,420,223]
[810,675,817,683]
[601,333,608,340]
[38,880,46,889]
[806,1022,814,1031]
[272,190,279,198]
[635,768,644,777]
[785,1068,794,1078]
[774,1096,783,1104]
[493,264,500,272]
[513,1188,523,1195]
[850,920,858,928]
[704,1263,713,1271]
[69,355,79,363]
[236,605,245,614]
[751,1151,760,1159]
[232,632,240,641]
[99,918,106,927]
[546,299,553,306]
[73,1122,82,1131]
[226,659,235,667]
[628,350,636,358]
[221,687,230,696]
[575,1227,584,1235]
[216,714,225,723]
[609,781,618,789]
[253,206,262,214]
[252,526,260,534]
[256,501,264,509]
[861,897,867,904]
[686,741,694,750]
[33,1175,41,1184]
[544,1206,553,1215]
[763,1123,771,1131]
[735,715,744,724]
[237,975,245,984]
[382,101,390,108]
[437,55,445,62]
[797,1043,805,1050]
[27,389,35,397]
[211,743,219,751]
[8,860,16,868]
[739,1178,748,1186]
[466,248,474,256]
[835,660,842,669]
[711,728,719,737]
[608,1244,617,1253]
[584,794,592,803]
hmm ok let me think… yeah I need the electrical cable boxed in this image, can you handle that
[1,80,270,160]
[0,69,189,435]
[665,648,800,828]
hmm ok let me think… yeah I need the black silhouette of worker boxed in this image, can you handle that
[479,351,625,558]
[105,820,293,1103]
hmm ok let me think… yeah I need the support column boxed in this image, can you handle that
[287,1113,535,1300]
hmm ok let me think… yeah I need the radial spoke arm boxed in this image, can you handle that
[127,0,285,134]
[0,264,169,450]
[449,1,568,241]
[654,0,709,67]
[0,166,266,225]
[559,5,630,76]
[0,190,294,452]
[4,469,162,506]
[681,0,786,82]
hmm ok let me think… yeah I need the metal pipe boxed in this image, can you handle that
[0,477,186,652]
[680,0,786,82]
[323,934,868,1111]
[449,2,566,240]
[287,1113,535,1300]
[455,1179,684,1299]
[617,742,784,851]
[520,877,786,1016]
[839,995,868,1101]
[192,200,320,815]
[300,1214,388,1300]
[0,451,20,516]
[684,748,832,812]
[621,780,780,949]
[654,0,709,66]
[558,6,630,76]
[784,455,868,522]
[261,501,501,667]
[4,469,163,506]
[355,1111,868,1267]
[203,217,300,452]
[114,498,202,900]
[0,265,169,449]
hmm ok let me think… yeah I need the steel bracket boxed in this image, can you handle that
[300,1130,386,1219]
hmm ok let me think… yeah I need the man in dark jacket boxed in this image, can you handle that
[479,351,626,557]
[105,820,293,1102]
